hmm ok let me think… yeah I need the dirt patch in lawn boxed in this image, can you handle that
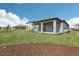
[0,44,79,56]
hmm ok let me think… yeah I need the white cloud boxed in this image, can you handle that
[0,9,28,27]
[67,17,79,28]
[0,9,6,17]
[21,17,28,25]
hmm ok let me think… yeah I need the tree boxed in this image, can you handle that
[6,24,10,30]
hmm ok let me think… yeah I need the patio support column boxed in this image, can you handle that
[41,22,43,32]
[59,22,64,33]
[53,20,57,34]
[33,23,35,32]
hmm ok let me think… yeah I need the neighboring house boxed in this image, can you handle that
[28,17,70,34]
[0,25,11,30]
[26,23,33,31]
[0,27,6,30]
[73,24,79,31]
[13,25,26,29]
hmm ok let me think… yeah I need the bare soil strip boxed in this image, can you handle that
[0,44,79,56]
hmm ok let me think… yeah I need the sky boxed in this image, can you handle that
[0,3,79,20]
[0,3,79,27]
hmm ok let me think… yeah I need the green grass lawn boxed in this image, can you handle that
[0,29,79,47]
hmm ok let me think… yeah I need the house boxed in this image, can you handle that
[13,25,26,30]
[28,17,70,34]
[0,27,6,30]
[0,25,11,30]
[73,24,79,31]
[26,23,33,31]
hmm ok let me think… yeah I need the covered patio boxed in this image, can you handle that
[32,18,64,34]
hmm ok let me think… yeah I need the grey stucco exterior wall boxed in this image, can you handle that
[63,22,69,32]
[32,20,69,34]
